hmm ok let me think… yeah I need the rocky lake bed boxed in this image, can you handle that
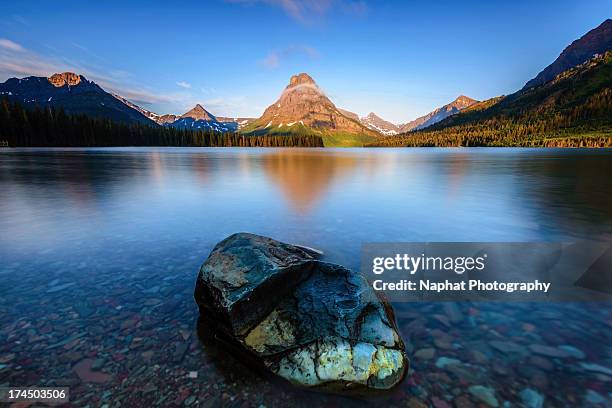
[1,147,611,407]
[1,235,611,407]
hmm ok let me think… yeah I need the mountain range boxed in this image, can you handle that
[0,75,251,133]
[398,96,478,132]
[0,19,610,147]
[371,50,612,147]
[0,70,476,146]
[337,95,478,136]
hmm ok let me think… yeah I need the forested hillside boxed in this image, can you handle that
[368,52,612,147]
[0,99,324,148]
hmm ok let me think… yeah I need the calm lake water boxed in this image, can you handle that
[0,147,611,407]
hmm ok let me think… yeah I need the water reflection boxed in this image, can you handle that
[0,147,611,407]
[262,150,356,213]
[513,150,612,237]
[1,148,611,258]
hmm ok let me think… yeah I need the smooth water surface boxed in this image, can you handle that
[1,148,611,407]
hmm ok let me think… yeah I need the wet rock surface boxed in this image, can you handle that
[194,233,320,337]
[194,233,408,391]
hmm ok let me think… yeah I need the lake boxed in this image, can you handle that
[1,147,611,407]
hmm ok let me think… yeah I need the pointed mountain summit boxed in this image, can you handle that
[181,104,217,121]
[524,19,612,89]
[167,104,232,132]
[111,96,241,132]
[451,95,478,110]
[360,112,400,135]
[244,73,377,146]
[399,95,478,132]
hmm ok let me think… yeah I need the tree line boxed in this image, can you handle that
[368,88,612,148]
[0,99,324,148]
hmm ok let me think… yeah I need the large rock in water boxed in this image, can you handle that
[194,233,408,391]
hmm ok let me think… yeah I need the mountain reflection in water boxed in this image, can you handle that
[1,148,611,260]
[262,149,357,213]
[0,147,611,407]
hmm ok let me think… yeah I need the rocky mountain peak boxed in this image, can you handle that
[48,72,82,87]
[287,73,317,88]
[360,112,400,136]
[193,104,206,112]
[247,73,376,140]
[398,95,478,132]
[451,95,477,109]
[181,104,216,121]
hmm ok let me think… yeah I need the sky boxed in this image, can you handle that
[0,0,610,123]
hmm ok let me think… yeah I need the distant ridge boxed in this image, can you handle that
[368,51,612,147]
[399,95,478,132]
[524,19,612,89]
[360,112,399,135]
[111,93,175,124]
[112,96,249,132]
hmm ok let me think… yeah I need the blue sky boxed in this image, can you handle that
[0,0,610,123]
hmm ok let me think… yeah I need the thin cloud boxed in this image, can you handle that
[111,88,191,107]
[227,0,367,23]
[261,45,319,69]
[71,42,107,62]
[176,81,192,89]
[12,15,30,26]
[0,40,196,112]
[0,46,61,78]
[0,38,258,117]
[0,38,25,52]
[199,96,251,116]
[201,86,218,94]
